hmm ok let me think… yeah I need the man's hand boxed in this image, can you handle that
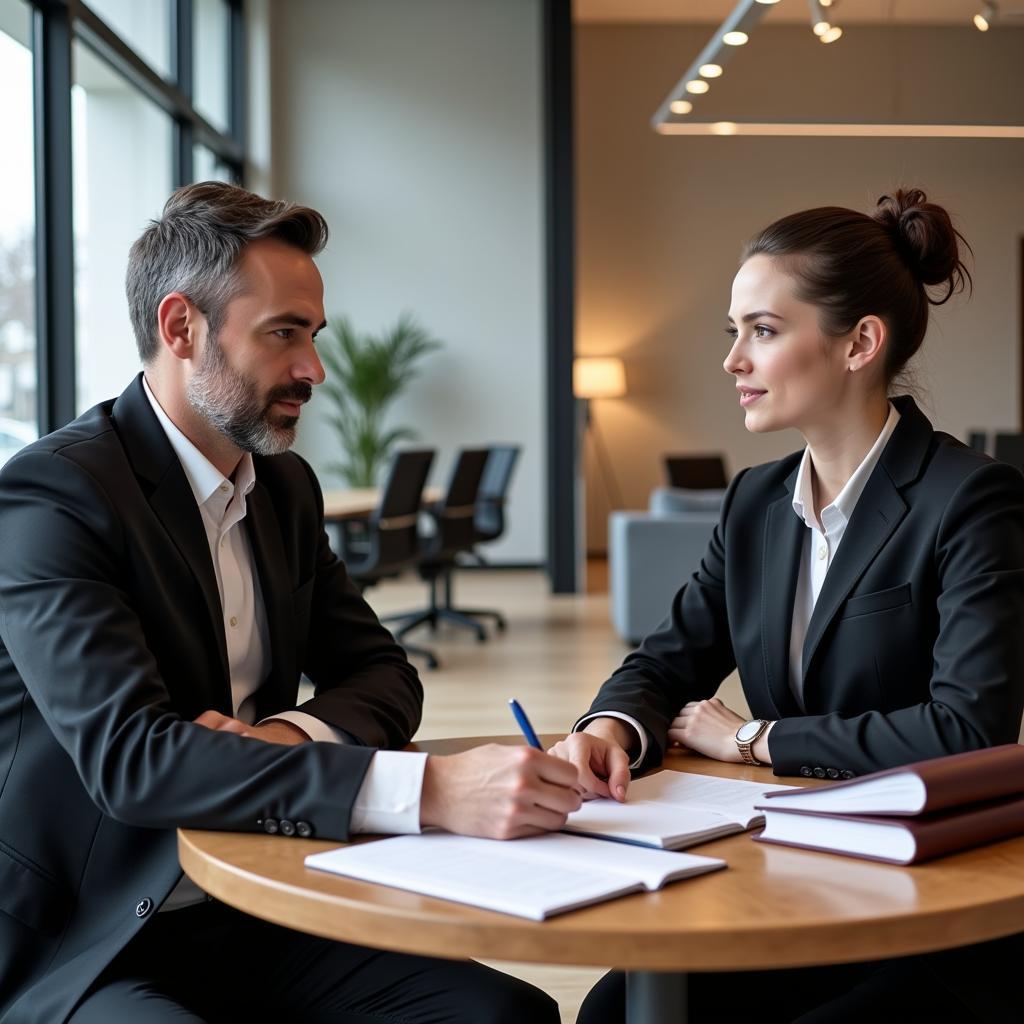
[193,710,310,746]
[547,718,633,802]
[420,743,582,839]
[667,698,747,762]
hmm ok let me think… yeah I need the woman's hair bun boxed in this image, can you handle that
[872,188,972,303]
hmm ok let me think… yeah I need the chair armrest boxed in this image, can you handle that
[608,510,718,644]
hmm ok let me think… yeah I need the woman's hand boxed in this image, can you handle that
[548,718,634,802]
[668,698,747,762]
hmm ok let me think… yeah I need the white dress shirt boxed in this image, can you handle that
[141,380,426,910]
[788,403,900,703]
[576,404,900,761]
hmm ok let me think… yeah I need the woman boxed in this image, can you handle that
[554,189,1024,1023]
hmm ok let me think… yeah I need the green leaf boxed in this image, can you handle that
[315,312,443,485]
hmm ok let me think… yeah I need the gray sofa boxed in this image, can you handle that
[608,487,725,645]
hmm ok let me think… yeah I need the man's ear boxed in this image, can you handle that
[847,315,886,374]
[156,292,205,361]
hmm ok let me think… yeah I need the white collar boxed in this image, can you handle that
[792,403,900,532]
[142,375,256,506]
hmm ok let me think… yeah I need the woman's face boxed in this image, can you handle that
[723,254,848,435]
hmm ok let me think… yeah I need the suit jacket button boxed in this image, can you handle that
[800,766,813,777]
[826,768,840,779]
[296,821,314,838]
[262,817,279,835]
[813,767,826,778]
[135,898,153,918]
[841,770,855,780]
[279,819,296,837]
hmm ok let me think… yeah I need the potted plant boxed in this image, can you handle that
[317,312,443,487]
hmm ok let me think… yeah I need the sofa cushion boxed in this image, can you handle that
[649,486,725,517]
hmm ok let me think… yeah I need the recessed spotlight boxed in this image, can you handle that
[699,63,723,78]
[723,31,748,46]
[686,80,710,94]
[820,25,843,43]
[819,0,833,6]
[670,99,693,114]
[813,21,830,36]
[974,4,997,31]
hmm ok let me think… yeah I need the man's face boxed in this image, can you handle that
[186,238,326,456]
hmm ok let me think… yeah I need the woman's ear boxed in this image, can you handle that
[847,316,886,374]
[156,292,204,361]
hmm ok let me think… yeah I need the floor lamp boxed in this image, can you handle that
[574,357,627,578]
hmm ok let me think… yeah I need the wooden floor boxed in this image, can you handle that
[353,562,750,1023]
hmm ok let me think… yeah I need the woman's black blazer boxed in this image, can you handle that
[588,396,1024,778]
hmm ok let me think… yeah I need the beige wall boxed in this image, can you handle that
[577,24,1024,551]
[269,0,546,563]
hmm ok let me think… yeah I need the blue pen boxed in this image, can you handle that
[508,698,543,750]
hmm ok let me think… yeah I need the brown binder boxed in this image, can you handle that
[754,794,1024,865]
[760,744,1024,817]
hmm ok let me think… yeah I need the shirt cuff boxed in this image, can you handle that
[572,711,648,770]
[349,750,428,835]
[260,711,350,745]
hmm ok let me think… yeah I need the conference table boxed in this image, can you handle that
[178,737,1024,1024]
[321,487,442,522]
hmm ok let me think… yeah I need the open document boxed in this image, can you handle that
[563,770,799,849]
[305,831,724,920]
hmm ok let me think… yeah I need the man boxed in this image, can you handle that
[0,182,578,1023]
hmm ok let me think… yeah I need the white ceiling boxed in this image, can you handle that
[574,1,1005,25]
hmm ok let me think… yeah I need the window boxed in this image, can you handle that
[0,0,37,461]
[72,41,173,412]
[22,0,244,430]
[83,0,171,79]
[194,0,231,133]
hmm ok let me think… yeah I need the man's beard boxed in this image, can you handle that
[185,333,312,456]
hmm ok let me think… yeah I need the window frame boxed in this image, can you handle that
[28,0,245,432]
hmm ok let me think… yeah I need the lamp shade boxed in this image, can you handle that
[574,357,626,399]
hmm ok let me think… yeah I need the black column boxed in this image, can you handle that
[32,0,77,433]
[543,0,577,593]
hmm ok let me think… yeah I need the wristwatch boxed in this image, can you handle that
[735,719,770,766]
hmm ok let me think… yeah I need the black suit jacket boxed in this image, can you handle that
[0,376,423,1024]
[588,396,1024,779]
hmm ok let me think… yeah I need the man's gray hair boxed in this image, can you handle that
[126,181,328,363]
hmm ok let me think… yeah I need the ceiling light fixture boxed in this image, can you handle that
[810,0,843,43]
[670,100,693,115]
[974,3,995,29]
[973,2,1024,28]
[652,0,774,126]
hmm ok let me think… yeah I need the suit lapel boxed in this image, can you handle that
[245,481,296,719]
[111,375,231,702]
[760,467,805,719]
[801,395,932,683]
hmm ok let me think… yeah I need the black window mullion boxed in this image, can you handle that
[171,0,193,186]
[32,0,76,432]
[227,0,245,183]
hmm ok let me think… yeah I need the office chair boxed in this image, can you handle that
[966,431,987,453]
[384,448,491,645]
[994,433,1024,476]
[663,453,728,490]
[338,448,440,669]
[454,444,521,632]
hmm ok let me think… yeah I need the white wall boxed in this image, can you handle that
[270,0,547,564]
[577,24,1024,551]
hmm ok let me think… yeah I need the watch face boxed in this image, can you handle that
[736,720,763,743]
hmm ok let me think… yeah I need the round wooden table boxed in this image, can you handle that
[179,737,1024,1023]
